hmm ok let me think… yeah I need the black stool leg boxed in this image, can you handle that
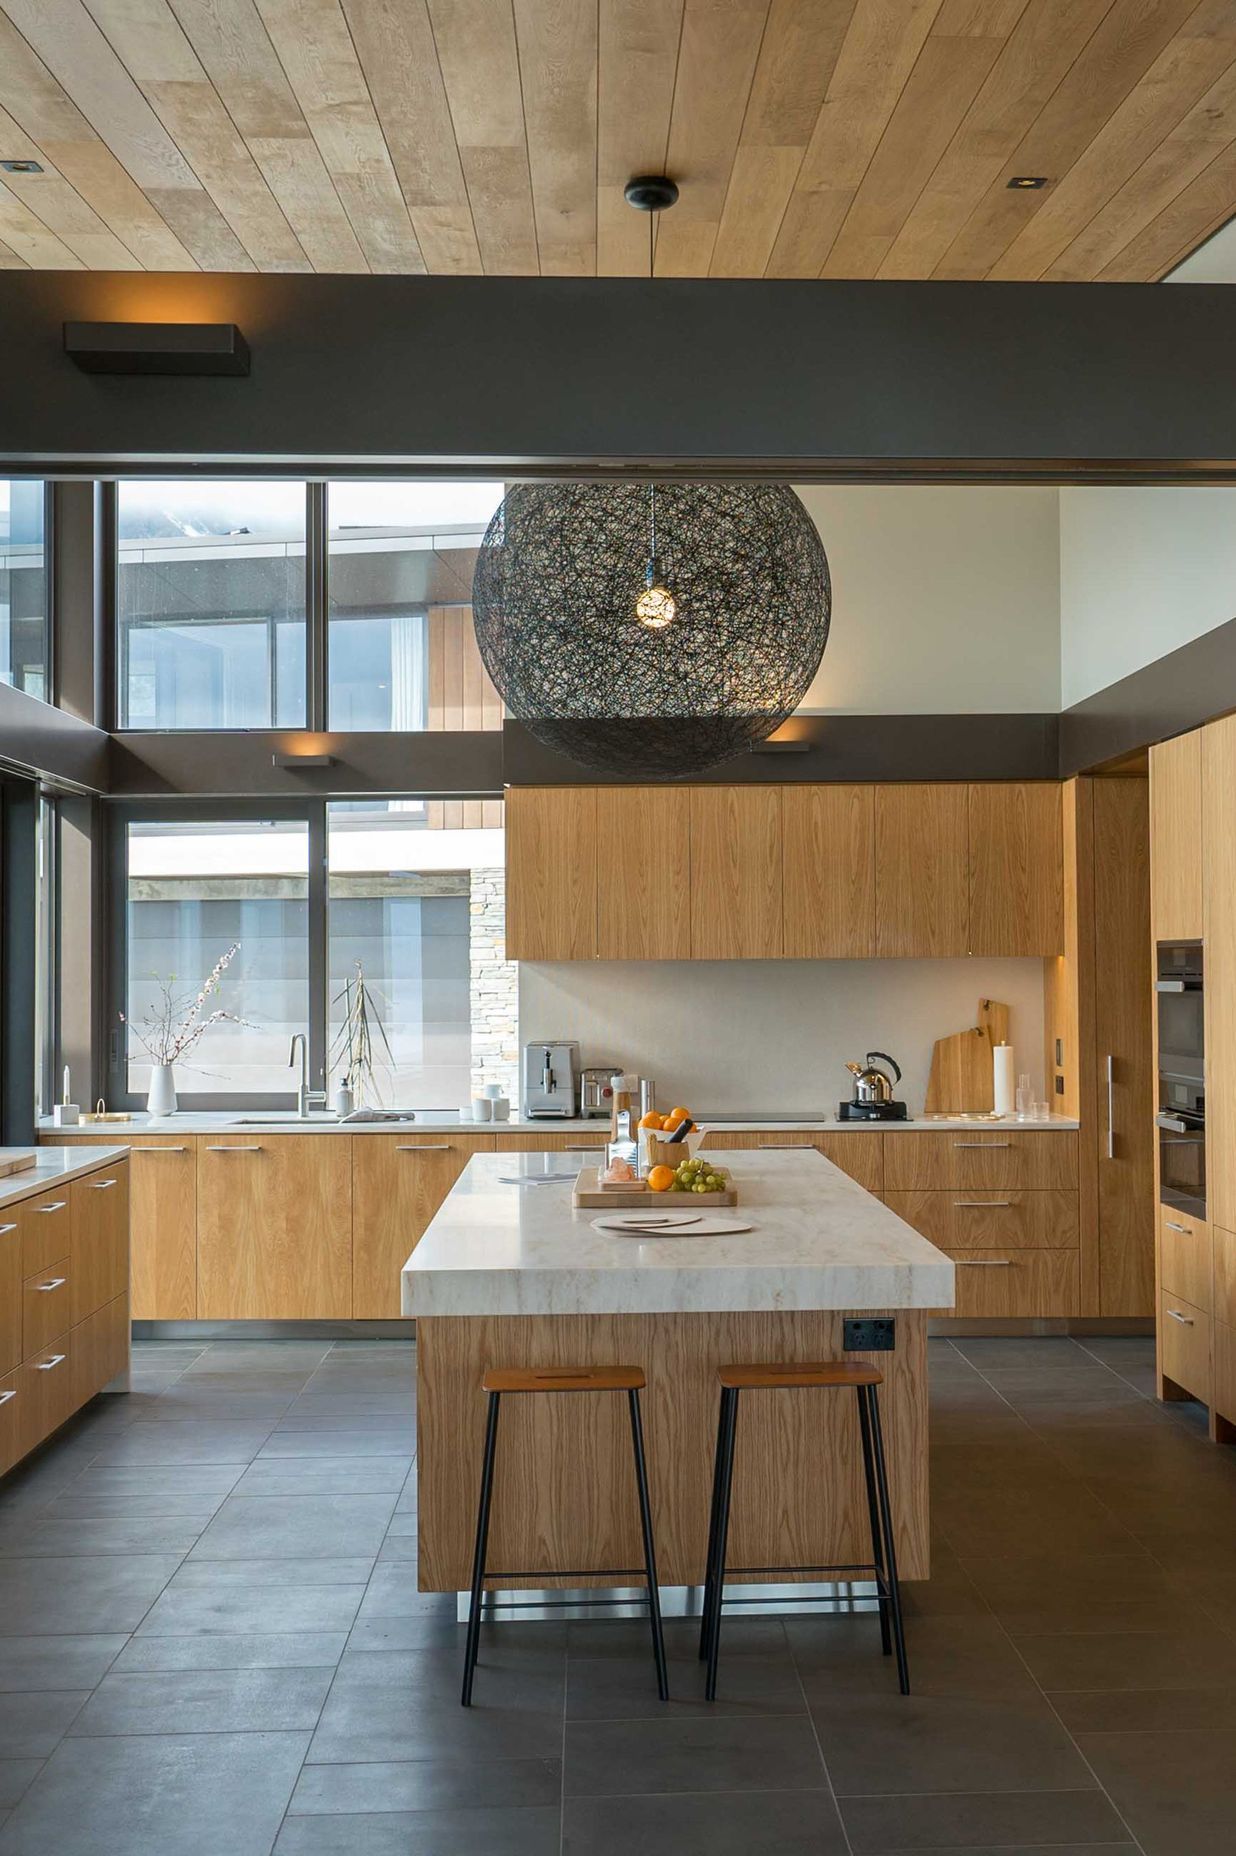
[461,1390,501,1707]
[698,1389,729,1659]
[856,1384,892,1656]
[865,1384,910,1695]
[704,1386,740,1702]
[628,1389,669,1701]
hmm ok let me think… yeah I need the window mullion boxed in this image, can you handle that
[308,798,329,1103]
[307,482,328,732]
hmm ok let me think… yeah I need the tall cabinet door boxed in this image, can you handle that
[505,787,598,961]
[874,785,968,957]
[689,787,783,959]
[596,787,691,959]
[782,786,875,958]
[968,783,1063,956]
[1150,730,1203,941]
[1205,718,1236,1235]
[1093,779,1154,1316]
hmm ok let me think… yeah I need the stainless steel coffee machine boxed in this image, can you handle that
[522,1041,580,1118]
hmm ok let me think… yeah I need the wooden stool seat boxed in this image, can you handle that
[717,1361,883,1391]
[482,1365,645,1395]
[462,1363,667,1707]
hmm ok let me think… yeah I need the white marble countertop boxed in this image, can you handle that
[39,1110,1079,1137]
[0,1146,128,1211]
[402,1147,956,1318]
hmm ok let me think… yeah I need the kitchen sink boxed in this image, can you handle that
[228,1114,340,1125]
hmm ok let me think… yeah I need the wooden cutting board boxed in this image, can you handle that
[924,1000,1009,1114]
[0,1149,37,1178]
[573,1167,737,1209]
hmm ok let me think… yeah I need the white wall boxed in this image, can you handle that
[793,485,1061,714]
[1059,486,1236,708]
[518,958,1046,1116]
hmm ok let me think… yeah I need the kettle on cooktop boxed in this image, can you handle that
[839,1051,908,1123]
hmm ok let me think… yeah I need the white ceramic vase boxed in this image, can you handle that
[147,1063,177,1117]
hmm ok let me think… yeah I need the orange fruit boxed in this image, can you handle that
[638,1111,665,1130]
[666,1106,691,1125]
[646,1164,674,1192]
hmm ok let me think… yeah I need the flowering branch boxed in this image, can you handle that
[121,943,250,1067]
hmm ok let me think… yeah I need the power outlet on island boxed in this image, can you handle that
[843,1317,896,1353]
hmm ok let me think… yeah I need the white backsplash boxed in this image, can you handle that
[517,959,1048,1116]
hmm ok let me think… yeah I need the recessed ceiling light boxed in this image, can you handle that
[1,159,43,174]
[1007,175,1048,190]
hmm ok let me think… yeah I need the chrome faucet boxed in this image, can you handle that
[288,1034,327,1119]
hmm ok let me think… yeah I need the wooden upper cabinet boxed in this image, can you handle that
[1204,717,1236,1233]
[689,786,783,959]
[782,786,875,958]
[874,785,968,958]
[968,783,1063,956]
[1150,729,1203,941]
[505,787,598,961]
[596,787,691,959]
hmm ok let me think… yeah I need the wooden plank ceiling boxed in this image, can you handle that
[1,0,1235,280]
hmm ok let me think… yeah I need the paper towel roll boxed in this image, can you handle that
[992,1043,1015,1117]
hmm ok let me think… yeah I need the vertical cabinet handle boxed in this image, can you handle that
[1105,1053,1115,1160]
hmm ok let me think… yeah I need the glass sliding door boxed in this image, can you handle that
[116,481,307,729]
[123,816,310,1100]
[326,798,513,1109]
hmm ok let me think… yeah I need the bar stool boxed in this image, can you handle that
[461,1365,669,1707]
[699,1361,909,1701]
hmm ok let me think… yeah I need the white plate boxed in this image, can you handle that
[591,1210,755,1238]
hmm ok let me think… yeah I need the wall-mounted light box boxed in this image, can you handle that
[63,321,249,376]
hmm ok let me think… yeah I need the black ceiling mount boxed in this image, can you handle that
[623,175,679,212]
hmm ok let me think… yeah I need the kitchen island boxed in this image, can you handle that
[403,1147,954,1597]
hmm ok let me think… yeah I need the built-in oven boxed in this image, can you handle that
[1156,941,1205,1219]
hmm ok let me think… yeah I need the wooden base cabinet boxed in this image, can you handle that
[353,1135,495,1318]
[197,1137,352,1320]
[0,1155,130,1480]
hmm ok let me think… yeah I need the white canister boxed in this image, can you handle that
[992,1043,1015,1118]
[471,1095,493,1122]
[491,1095,510,1121]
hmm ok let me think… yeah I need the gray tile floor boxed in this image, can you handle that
[0,1334,1231,1853]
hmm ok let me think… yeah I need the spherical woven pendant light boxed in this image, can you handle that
[471,480,831,777]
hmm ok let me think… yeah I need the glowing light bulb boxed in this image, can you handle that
[635,583,676,629]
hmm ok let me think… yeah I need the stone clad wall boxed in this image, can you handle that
[469,867,518,1100]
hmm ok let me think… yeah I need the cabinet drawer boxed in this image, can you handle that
[0,1219,20,1378]
[0,1371,20,1476]
[888,1190,1078,1251]
[20,1189,71,1277]
[947,1251,1079,1318]
[22,1258,71,1358]
[1162,1207,1213,1314]
[1213,1226,1236,1329]
[885,1131,1078,1192]
[1160,1290,1211,1405]
[72,1294,129,1411]
[17,1339,75,1457]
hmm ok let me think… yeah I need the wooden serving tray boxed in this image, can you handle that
[574,1166,737,1209]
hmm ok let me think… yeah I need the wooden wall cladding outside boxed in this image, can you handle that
[1149,730,1203,942]
[415,1308,929,1592]
[424,607,503,832]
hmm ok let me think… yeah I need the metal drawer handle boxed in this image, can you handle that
[1164,1219,1191,1234]
[0,1389,15,1405]
[565,1144,606,1151]
[35,1202,67,1213]
[760,1144,817,1151]
[205,1145,263,1152]
[394,1144,452,1152]
[954,1200,1011,1208]
[955,1259,1014,1268]
[1166,1308,1195,1325]
[131,1145,187,1153]
[88,1179,118,1189]
[953,1141,1011,1149]
[0,1224,15,1236]
[35,1354,66,1370]
[35,1278,66,1292]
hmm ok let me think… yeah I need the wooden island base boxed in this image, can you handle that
[416,1309,929,1592]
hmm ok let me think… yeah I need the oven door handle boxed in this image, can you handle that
[1155,1112,1200,1135]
